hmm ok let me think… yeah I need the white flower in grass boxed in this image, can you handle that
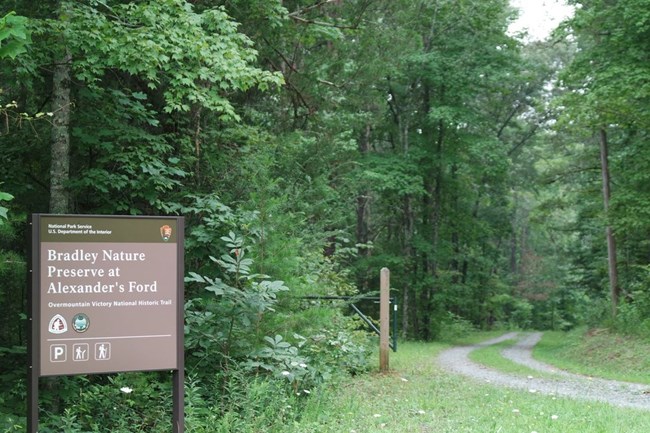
[373,413,381,418]
[551,414,559,420]
[417,410,426,415]
[303,389,311,394]
[512,409,520,413]
[281,370,291,376]
[300,363,307,368]
[120,386,133,394]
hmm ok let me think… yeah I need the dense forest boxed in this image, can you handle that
[1,0,649,431]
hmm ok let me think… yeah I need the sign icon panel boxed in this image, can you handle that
[95,342,111,361]
[73,343,90,361]
[50,344,67,362]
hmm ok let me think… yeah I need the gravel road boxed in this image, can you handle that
[437,332,650,410]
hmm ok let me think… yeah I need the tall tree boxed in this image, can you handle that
[598,128,619,315]
[559,0,650,318]
[48,2,71,213]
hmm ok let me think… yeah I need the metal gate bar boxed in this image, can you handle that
[301,296,397,352]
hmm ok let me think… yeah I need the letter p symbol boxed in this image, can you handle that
[50,344,67,362]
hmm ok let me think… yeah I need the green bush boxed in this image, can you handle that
[438,312,476,341]
[615,293,650,339]
[613,266,650,339]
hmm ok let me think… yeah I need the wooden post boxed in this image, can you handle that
[379,267,390,372]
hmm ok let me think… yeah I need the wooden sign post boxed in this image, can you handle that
[379,267,390,372]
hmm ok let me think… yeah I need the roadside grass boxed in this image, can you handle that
[534,328,650,385]
[284,340,650,433]
[441,330,506,345]
[467,337,555,379]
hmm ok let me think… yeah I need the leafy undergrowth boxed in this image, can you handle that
[283,340,650,433]
[535,328,650,385]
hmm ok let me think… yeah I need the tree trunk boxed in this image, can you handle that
[356,124,371,259]
[401,285,409,339]
[43,5,73,419]
[599,128,619,318]
[450,164,460,283]
[509,191,518,276]
[462,193,481,284]
[49,49,72,213]
[356,124,372,291]
[400,110,415,339]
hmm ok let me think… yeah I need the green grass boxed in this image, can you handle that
[442,330,508,345]
[467,337,554,378]
[535,328,650,385]
[282,339,650,433]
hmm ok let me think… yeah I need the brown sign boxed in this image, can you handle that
[33,215,183,376]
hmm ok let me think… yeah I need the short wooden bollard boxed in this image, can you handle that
[379,267,390,372]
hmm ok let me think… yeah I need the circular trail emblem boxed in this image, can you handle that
[72,313,90,333]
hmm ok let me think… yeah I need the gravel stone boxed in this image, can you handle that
[437,332,650,410]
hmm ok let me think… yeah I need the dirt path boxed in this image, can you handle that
[437,332,650,410]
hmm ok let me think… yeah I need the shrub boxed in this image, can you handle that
[438,312,476,341]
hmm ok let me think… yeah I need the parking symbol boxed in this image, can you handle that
[50,344,67,362]
[95,342,111,360]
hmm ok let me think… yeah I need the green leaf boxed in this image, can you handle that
[131,91,147,100]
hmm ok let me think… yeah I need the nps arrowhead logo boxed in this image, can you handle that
[160,224,172,242]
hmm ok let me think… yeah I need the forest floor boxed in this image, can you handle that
[437,332,650,411]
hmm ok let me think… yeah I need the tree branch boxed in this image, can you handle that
[288,0,338,18]
[289,14,360,30]
[507,122,539,156]
[542,165,600,184]
[317,78,342,88]
[262,37,299,75]
[266,57,313,115]
[496,101,521,138]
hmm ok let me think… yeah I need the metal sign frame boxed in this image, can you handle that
[28,214,184,433]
